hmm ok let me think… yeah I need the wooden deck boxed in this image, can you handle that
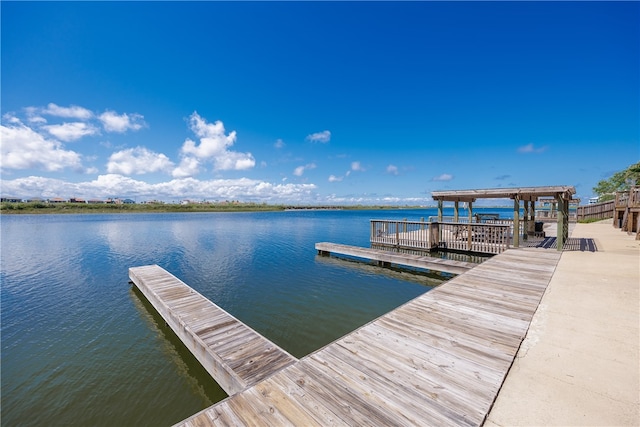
[129,265,297,395]
[316,242,476,275]
[177,248,561,426]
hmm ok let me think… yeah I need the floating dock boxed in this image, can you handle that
[172,247,561,426]
[129,265,297,395]
[315,242,476,275]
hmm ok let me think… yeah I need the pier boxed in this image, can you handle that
[129,265,297,395]
[172,247,560,426]
[315,242,476,275]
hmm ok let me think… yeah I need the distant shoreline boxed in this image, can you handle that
[0,202,442,215]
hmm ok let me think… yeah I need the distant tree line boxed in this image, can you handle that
[593,162,640,202]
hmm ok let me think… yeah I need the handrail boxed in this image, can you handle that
[370,220,511,255]
[437,222,510,254]
[370,219,432,250]
[576,200,615,221]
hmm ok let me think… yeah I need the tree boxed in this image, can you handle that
[593,161,640,201]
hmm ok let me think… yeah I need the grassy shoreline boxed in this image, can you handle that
[0,202,426,215]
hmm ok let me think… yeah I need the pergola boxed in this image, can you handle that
[431,186,576,250]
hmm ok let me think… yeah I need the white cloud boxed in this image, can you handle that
[43,122,99,141]
[42,103,93,120]
[99,110,146,133]
[386,165,399,175]
[306,130,331,143]
[351,161,365,172]
[0,174,318,202]
[175,112,255,176]
[328,174,343,182]
[1,120,83,172]
[432,173,453,182]
[518,143,548,154]
[107,147,174,175]
[274,139,285,149]
[172,156,201,178]
[293,163,316,176]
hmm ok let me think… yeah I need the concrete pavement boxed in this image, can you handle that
[485,219,640,426]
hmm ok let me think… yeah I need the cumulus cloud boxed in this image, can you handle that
[293,163,316,176]
[42,103,93,120]
[274,139,285,149]
[22,103,145,137]
[43,122,99,141]
[386,165,399,175]
[518,143,548,154]
[328,175,343,182]
[306,130,331,143]
[1,119,83,172]
[99,110,146,133]
[172,156,201,178]
[107,147,174,175]
[175,112,255,176]
[0,174,318,202]
[432,173,453,182]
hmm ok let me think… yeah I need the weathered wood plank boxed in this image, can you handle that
[169,247,561,427]
[129,265,297,396]
[315,242,476,275]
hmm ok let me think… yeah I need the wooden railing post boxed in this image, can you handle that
[429,222,440,249]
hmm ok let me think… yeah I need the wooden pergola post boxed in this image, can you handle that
[523,200,529,241]
[555,192,569,250]
[454,201,459,222]
[531,199,536,232]
[513,196,520,248]
[437,200,443,222]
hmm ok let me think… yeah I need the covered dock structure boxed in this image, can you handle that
[431,186,576,250]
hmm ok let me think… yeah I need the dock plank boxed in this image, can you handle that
[315,242,476,275]
[129,265,297,396]
[168,248,561,426]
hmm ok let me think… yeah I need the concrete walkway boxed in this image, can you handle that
[485,220,640,426]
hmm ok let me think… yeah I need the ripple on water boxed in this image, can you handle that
[1,210,454,425]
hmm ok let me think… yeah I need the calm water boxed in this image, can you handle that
[1,208,506,426]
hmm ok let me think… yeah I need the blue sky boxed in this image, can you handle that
[1,1,638,205]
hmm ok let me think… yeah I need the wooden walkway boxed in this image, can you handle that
[129,265,297,395]
[177,248,561,426]
[316,242,476,275]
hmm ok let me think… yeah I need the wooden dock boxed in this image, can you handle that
[129,265,297,395]
[315,242,476,275]
[176,248,561,426]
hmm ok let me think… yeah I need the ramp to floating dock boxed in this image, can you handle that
[129,265,297,396]
[315,242,477,275]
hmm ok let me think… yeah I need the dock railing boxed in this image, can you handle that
[615,186,640,208]
[370,219,511,254]
[576,200,615,221]
[370,219,433,250]
[428,216,525,239]
[436,222,511,254]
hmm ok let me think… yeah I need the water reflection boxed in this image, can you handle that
[1,210,455,425]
